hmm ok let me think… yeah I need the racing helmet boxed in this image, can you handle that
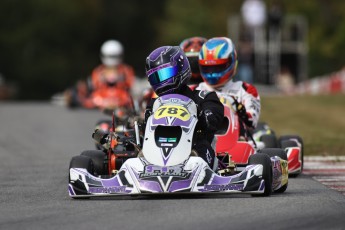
[100,40,123,67]
[199,37,238,87]
[145,46,191,96]
[179,37,207,83]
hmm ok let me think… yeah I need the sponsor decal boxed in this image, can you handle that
[158,137,177,143]
[89,186,127,194]
[203,183,244,191]
[159,137,167,142]
[161,143,173,147]
[169,98,180,103]
[140,165,189,178]
[167,138,177,142]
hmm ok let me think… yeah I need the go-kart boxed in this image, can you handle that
[65,80,135,114]
[252,122,304,177]
[68,94,288,198]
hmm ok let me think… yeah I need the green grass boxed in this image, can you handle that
[260,94,345,156]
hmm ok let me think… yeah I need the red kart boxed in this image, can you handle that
[65,80,135,113]
[215,96,302,177]
[252,122,304,177]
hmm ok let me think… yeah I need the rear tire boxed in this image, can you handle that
[65,87,80,108]
[260,134,279,148]
[248,153,272,196]
[279,135,304,175]
[259,148,287,160]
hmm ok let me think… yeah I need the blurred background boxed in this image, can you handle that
[1,0,345,100]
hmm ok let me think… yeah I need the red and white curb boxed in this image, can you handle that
[303,156,345,195]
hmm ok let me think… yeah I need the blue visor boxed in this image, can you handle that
[148,66,179,85]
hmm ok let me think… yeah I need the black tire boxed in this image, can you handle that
[259,148,287,160]
[259,148,288,193]
[255,122,269,131]
[80,150,107,175]
[66,87,80,108]
[69,155,94,174]
[279,135,304,173]
[248,153,272,196]
[69,155,94,199]
[95,119,112,127]
[94,119,112,150]
[279,135,303,156]
[260,134,279,148]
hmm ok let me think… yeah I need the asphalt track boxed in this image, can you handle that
[0,102,345,230]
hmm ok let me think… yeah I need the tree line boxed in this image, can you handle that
[0,0,344,99]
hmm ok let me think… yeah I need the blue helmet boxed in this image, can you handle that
[199,37,238,87]
[145,46,191,96]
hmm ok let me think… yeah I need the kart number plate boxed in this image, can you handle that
[154,105,190,121]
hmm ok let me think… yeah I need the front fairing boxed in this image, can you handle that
[142,94,198,166]
[69,157,266,197]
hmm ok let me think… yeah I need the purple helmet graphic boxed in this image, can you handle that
[145,46,191,96]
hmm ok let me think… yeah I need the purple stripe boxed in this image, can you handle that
[139,180,163,192]
[68,184,75,196]
[160,94,192,102]
[211,175,232,185]
[152,117,168,126]
[172,118,192,127]
[169,179,193,192]
[102,176,121,187]
[259,180,265,191]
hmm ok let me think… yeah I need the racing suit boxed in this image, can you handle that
[144,85,224,170]
[197,80,261,137]
[90,64,135,91]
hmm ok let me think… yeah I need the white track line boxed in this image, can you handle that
[304,156,345,195]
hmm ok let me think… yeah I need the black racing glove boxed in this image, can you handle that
[236,102,248,121]
[92,129,109,145]
[199,109,218,132]
[234,100,254,128]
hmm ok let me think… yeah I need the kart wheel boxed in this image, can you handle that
[259,148,287,160]
[69,155,94,199]
[80,150,107,175]
[95,119,112,128]
[279,135,304,174]
[248,153,272,196]
[65,87,80,108]
[94,119,112,150]
[69,155,94,174]
[259,148,288,193]
[255,122,269,131]
[260,134,279,148]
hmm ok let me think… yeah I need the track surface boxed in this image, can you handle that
[0,103,345,230]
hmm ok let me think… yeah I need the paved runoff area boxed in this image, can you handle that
[304,156,345,196]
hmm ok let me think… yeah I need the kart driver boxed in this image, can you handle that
[139,37,207,116]
[179,36,208,86]
[196,37,261,138]
[70,40,136,108]
[90,39,135,92]
[144,46,224,170]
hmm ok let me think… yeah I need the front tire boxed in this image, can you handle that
[69,155,94,199]
[248,153,272,196]
[259,148,288,193]
[80,150,107,175]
